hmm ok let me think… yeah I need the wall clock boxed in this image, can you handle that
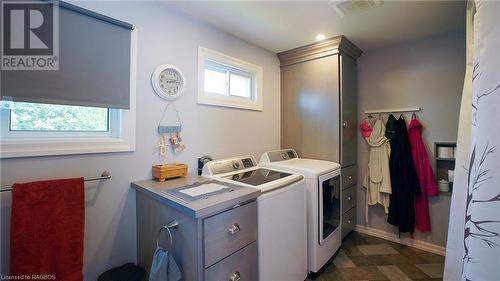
[151,64,185,101]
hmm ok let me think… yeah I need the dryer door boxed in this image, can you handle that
[318,170,341,245]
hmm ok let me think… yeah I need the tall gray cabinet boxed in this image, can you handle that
[278,36,362,238]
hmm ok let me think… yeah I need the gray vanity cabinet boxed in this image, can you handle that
[133,176,259,281]
[278,36,362,238]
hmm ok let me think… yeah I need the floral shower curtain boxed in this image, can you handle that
[444,1,500,280]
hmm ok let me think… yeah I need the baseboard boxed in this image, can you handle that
[354,224,446,256]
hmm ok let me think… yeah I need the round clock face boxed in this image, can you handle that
[152,65,185,101]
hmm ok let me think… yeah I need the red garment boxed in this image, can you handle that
[360,120,373,138]
[408,117,439,232]
[10,178,85,281]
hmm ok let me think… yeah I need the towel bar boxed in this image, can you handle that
[156,221,179,252]
[0,171,112,193]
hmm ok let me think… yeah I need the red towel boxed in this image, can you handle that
[10,178,85,281]
[408,118,439,232]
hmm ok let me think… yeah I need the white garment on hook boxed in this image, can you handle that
[362,119,392,222]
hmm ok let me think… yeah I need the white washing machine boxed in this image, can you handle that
[260,149,342,274]
[202,155,308,281]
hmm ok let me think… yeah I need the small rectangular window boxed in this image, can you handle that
[9,102,109,132]
[198,47,263,111]
[0,101,120,140]
[203,60,254,100]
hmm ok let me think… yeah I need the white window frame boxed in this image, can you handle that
[0,29,138,158]
[198,46,263,111]
[1,106,120,139]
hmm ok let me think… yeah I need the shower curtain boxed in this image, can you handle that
[444,1,500,280]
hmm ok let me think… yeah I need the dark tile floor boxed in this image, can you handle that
[308,232,445,281]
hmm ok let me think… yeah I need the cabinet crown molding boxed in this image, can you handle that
[277,35,362,67]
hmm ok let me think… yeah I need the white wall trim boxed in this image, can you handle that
[355,224,446,256]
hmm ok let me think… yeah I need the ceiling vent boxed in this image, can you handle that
[328,0,384,18]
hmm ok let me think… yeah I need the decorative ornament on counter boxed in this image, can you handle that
[152,164,188,182]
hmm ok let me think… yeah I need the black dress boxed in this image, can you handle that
[387,115,421,233]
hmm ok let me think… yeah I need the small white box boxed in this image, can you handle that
[438,147,454,158]
[448,170,455,182]
[438,180,450,192]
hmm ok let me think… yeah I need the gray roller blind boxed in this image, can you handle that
[1,1,133,109]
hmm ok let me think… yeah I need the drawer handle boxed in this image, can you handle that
[228,223,240,235]
[348,175,353,180]
[347,196,352,201]
[347,219,352,224]
[229,271,241,281]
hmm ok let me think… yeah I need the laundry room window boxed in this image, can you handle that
[0,1,138,158]
[198,47,263,111]
[7,102,111,132]
[0,99,134,158]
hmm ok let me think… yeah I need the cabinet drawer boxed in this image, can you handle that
[342,206,356,239]
[342,185,356,213]
[204,201,257,267]
[341,165,357,189]
[205,242,258,281]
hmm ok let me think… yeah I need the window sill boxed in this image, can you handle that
[198,95,263,111]
[0,137,135,158]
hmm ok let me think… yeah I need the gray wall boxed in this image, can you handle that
[0,2,280,280]
[356,31,465,247]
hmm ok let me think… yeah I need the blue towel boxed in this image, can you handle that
[149,247,181,281]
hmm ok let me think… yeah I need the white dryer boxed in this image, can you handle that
[260,149,342,274]
[203,155,308,281]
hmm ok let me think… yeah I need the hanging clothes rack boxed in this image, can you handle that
[0,171,111,193]
[364,107,421,114]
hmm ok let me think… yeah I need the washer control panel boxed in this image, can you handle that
[205,156,257,175]
[241,158,254,168]
[264,149,298,163]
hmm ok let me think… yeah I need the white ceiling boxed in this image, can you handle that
[164,0,466,53]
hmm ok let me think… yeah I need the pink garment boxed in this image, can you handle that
[408,117,439,232]
[360,120,373,138]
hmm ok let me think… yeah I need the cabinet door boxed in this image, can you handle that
[281,55,340,162]
[340,55,358,167]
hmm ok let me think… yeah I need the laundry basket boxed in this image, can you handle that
[98,263,145,281]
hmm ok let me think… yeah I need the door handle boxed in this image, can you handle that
[229,271,241,281]
[228,223,240,235]
[347,196,352,201]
